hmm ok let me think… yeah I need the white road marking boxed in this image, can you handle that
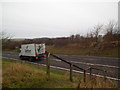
[2,56,120,81]
[85,58,97,60]
[51,59,119,69]
[4,53,119,68]
[52,59,61,62]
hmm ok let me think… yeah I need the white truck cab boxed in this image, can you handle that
[19,43,46,61]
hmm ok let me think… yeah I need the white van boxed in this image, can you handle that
[19,43,46,61]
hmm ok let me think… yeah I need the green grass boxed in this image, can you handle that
[3,44,119,58]
[99,47,119,57]
[3,49,20,52]
[46,45,90,55]
[0,58,2,88]
[2,59,78,88]
[2,58,118,88]
[46,45,119,57]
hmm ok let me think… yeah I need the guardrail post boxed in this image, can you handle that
[70,64,73,82]
[46,52,50,80]
[83,70,86,82]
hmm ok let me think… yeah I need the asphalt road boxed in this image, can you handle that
[2,51,120,80]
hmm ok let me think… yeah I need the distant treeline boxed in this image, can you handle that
[2,21,120,50]
[3,32,119,50]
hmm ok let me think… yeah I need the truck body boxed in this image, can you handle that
[19,43,46,61]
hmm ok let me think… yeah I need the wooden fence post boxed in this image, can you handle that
[46,52,50,80]
[70,64,73,82]
[104,70,107,81]
[83,70,86,82]
[89,68,92,79]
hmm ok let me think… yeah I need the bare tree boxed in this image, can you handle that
[103,21,118,41]
[0,31,13,49]
[91,24,103,42]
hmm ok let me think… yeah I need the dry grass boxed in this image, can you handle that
[2,59,76,88]
[0,59,2,89]
[46,45,119,57]
[77,76,118,88]
[2,58,118,88]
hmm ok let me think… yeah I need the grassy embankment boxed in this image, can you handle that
[0,58,1,88]
[46,45,119,57]
[2,58,118,88]
[3,43,119,58]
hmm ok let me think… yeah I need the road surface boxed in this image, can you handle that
[2,51,120,80]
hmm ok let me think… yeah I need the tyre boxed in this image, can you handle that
[19,56,23,60]
[29,57,33,62]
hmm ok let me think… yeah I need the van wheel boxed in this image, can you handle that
[20,56,23,60]
[29,57,33,62]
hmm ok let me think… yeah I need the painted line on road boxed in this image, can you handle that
[51,59,119,69]
[2,57,120,81]
[84,58,97,60]
[70,55,119,60]
[4,53,119,68]
[52,59,61,62]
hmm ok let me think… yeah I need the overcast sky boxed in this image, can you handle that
[0,0,118,39]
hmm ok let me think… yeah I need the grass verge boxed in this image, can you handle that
[2,58,118,88]
[46,45,119,58]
